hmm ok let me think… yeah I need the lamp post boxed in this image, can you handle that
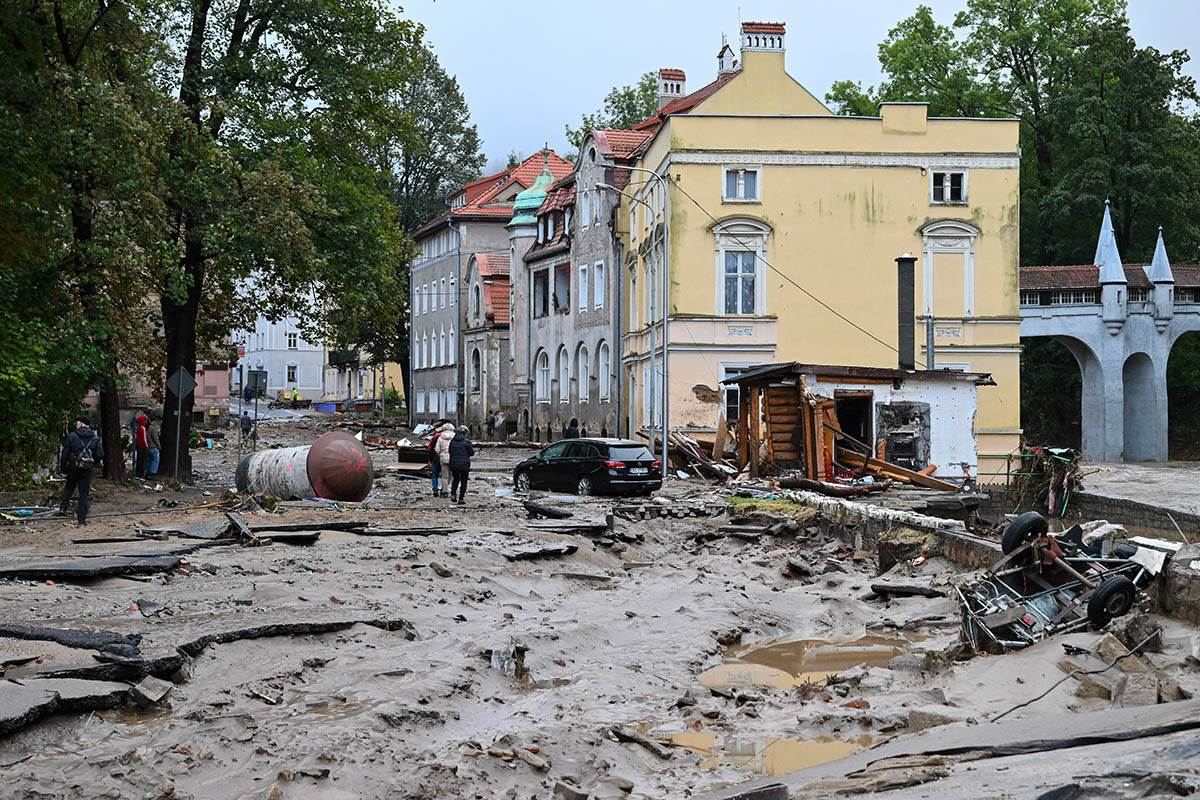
[599,168,670,480]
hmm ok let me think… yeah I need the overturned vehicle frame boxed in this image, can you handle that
[956,511,1161,653]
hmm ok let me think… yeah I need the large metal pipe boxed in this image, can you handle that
[235,431,374,501]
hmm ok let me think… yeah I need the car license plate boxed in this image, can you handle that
[630,467,648,475]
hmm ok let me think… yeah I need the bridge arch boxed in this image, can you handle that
[1122,352,1158,461]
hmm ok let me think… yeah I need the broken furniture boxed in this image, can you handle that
[956,511,1163,652]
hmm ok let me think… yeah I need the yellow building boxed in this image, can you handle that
[617,22,1021,480]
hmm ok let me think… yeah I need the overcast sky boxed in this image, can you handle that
[396,1,1198,171]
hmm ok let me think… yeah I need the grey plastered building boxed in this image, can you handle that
[409,151,572,426]
[507,133,649,441]
[461,252,514,436]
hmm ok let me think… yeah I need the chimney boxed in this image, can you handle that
[740,21,786,58]
[896,253,916,371]
[717,34,737,74]
[657,68,686,109]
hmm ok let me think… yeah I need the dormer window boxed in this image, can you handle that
[450,193,466,209]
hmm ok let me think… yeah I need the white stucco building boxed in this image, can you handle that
[234,316,325,401]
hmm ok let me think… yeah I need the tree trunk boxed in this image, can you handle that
[159,216,204,481]
[98,375,124,480]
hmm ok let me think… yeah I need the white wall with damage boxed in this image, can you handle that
[803,375,980,479]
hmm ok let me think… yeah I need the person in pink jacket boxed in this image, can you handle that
[431,422,455,498]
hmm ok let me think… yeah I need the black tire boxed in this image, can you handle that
[514,471,530,493]
[1002,511,1049,554]
[577,476,593,496]
[1088,575,1136,628]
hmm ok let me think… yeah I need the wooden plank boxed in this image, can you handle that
[737,389,750,469]
[712,411,728,460]
[749,386,761,478]
[836,448,959,491]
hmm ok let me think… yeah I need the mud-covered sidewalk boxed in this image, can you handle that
[3,420,1200,800]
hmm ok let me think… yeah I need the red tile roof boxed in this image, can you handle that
[632,69,740,132]
[742,21,785,34]
[485,279,510,326]
[1020,263,1200,290]
[593,129,654,160]
[659,68,686,81]
[414,151,573,238]
[538,175,576,215]
[473,252,509,278]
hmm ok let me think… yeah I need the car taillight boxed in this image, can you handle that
[651,460,661,469]
[605,461,625,469]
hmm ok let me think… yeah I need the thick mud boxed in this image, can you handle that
[2,418,1198,799]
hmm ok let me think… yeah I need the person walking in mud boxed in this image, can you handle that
[431,421,455,498]
[448,425,474,505]
[58,414,102,526]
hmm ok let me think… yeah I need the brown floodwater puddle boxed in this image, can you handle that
[698,634,918,689]
[666,729,872,776]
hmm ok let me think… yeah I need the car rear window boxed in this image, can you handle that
[609,446,653,462]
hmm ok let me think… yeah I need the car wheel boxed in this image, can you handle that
[576,476,593,496]
[515,471,530,492]
[1001,511,1049,554]
[1088,575,1136,628]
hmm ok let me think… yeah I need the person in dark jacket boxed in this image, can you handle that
[59,415,103,526]
[134,413,150,478]
[447,425,474,505]
[563,418,580,439]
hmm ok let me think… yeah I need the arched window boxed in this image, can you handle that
[557,345,570,404]
[577,345,590,404]
[448,325,456,365]
[472,283,482,320]
[712,217,772,316]
[470,348,482,392]
[439,327,446,366]
[535,350,550,402]
[598,341,611,401]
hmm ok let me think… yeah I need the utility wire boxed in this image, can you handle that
[668,180,928,369]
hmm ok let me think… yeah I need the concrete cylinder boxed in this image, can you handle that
[235,431,374,501]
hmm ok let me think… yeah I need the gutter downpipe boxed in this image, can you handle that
[661,169,670,481]
[448,219,463,422]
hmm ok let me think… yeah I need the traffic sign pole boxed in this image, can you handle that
[166,367,197,480]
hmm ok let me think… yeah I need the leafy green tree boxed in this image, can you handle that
[565,71,659,150]
[154,0,424,478]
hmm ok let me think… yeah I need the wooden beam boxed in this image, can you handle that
[737,388,750,469]
[836,448,959,491]
[749,386,761,478]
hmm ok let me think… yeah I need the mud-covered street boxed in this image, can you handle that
[3,419,1200,800]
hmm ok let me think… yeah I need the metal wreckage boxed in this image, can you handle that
[956,511,1176,652]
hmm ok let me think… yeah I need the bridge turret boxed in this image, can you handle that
[1096,200,1126,335]
[1147,226,1174,332]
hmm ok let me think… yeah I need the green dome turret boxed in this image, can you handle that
[509,149,556,227]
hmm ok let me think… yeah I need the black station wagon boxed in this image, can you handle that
[513,438,662,496]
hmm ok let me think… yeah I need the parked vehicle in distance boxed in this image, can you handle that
[513,438,662,496]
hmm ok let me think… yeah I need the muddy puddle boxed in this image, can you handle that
[662,728,872,776]
[698,634,917,689]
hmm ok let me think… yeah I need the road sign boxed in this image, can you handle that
[247,369,268,395]
[237,344,246,358]
[166,367,196,399]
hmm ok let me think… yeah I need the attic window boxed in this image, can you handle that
[588,147,596,163]
[723,167,759,202]
[931,171,967,204]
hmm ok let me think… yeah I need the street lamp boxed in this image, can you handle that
[598,172,670,480]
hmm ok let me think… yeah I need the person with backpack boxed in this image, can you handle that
[428,422,454,498]
[134,414,150,478]
[448,425,474,505]
[59,414,103,526]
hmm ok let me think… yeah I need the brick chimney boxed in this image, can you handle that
[657,68,686,109]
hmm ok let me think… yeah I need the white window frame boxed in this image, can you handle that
[581,191,591,228]
[415,389,425,413]
[446,388,457,414]
[712,218,770,317]
[557,346,570,404]
[722,165,761,203]
[286,332,298,350]
[598,342,611,401]
[286,364,297,383]
[449,275,456,305]
[921,220,978,318]
[535,350,550,403]
[578,263,589,311]
[448,325,456,365]
[594,261,605,309]
[930,169,969,205]
[578,345,590,404]
[440,277,447,309]
[720,362,755,423]
[430,389,440,414]
[440,327,446,366]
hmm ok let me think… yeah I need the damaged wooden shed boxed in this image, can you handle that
[722,362,994,482]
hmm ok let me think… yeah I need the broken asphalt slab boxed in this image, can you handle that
[0,625,143,660]
[0,677,131,737]
[0,554,184,581]
[136,518,233,540]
